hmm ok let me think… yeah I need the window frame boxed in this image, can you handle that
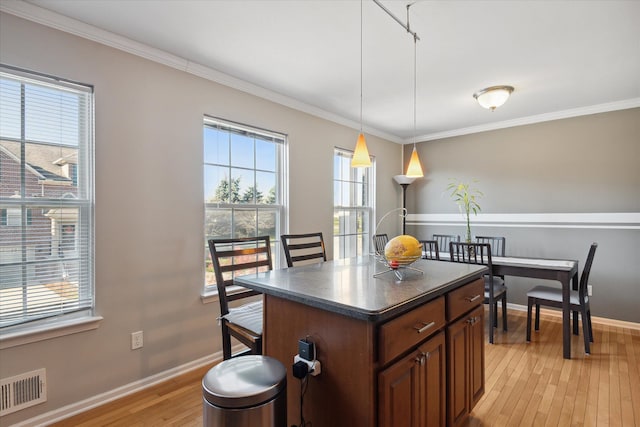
[333,147,375,259]
[0,64,97,346]
[202,116,287,298]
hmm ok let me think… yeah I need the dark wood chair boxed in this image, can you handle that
[373,233,389,255]
[450,242,506,344]
[527,243,598,354]
[281,232,327,267]
[208,236,273,360]
[420,239,440,260]
[475,236,508,330]
[433,234,460,254]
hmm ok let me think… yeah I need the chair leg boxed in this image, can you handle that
[526,297,533,342]
[489,299,495,344]
[586,308,594,342]
[494,301,498,328]
[581,307,591,354]
[502,294,508,332]
[221,323,232,360]
[534,303,540,331]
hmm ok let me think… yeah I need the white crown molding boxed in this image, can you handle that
[3,1,637,146]
[410,98,640,143]
[0,0,403,144]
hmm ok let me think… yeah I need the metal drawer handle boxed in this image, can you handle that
[465,295,481,302]
[414,321,436,334]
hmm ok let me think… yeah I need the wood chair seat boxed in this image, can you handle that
[224,301,263,335]
[527,286,587,306]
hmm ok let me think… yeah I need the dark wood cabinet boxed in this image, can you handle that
[447,301,485,427]
[379,332,446,427]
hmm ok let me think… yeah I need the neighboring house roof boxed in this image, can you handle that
[0,140,74,182]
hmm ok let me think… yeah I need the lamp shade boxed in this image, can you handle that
[405,146,424,178]
[351,133,372,168]
[473,85,514,111]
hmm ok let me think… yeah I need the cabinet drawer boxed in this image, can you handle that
[447,278,484,321]
[379,297,445,365]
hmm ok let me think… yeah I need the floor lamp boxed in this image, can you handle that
[393,175,416,234]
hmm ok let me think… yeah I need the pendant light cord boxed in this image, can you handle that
[360,0,363,133]
[413,32,417,149]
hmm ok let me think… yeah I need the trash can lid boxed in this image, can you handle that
[202,355,287,409]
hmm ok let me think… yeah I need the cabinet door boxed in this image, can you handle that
[468,305,485,409]
[447,316,470,427]
[419,332,446,427]
[379,350,422,427]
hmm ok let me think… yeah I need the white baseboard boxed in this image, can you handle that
[506,303,640,331]
[15,351,225,427]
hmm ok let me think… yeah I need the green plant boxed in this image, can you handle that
[446,179,483,242]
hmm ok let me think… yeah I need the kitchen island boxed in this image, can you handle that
[235,255,488,427]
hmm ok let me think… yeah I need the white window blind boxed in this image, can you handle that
[333,148,374,259]
[203,116,286,290]
[0,65,94,329]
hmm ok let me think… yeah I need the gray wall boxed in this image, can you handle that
[405,108,640,322]
[0,12,402,424]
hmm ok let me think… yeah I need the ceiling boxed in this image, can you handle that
[11,0,640,142]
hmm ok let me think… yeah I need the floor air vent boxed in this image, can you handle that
[0,369,47,416]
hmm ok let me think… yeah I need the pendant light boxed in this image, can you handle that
[405,9,423,178]
[351,0,372,168]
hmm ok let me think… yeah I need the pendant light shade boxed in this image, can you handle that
[351,133,372,168]
[405,146,423,178]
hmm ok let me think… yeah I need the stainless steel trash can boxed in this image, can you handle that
[202,355,287,427]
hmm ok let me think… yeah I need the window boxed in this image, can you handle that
[333,148,374,259]
[203,117,286,290]
[0,65,94,330]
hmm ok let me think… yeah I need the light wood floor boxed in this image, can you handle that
[51,309,640,427]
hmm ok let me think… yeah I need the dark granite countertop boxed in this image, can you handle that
[234,255,488,323]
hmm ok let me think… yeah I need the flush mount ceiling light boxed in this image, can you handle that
[473,85,515,111]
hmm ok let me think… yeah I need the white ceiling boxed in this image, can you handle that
[11,0,640,142]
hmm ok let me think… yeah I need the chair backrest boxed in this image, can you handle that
[208,236,272,316]
[475,235,506,257]
[373,234,389,255]
[420,240,440,260]
[449,242,493,272]
[433,234,460,253]
[579,243,598,301]
[281,232,327,267]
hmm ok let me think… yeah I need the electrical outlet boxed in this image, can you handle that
[131,331,143,350]
[587,285,593,297]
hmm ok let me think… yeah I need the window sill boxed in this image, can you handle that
[200,285,249,305]
[0,315,103,350]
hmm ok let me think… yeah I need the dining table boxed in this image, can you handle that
[430,250,580,359]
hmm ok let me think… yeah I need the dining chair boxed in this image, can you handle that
[281,232,327,267]
[208,235,273,360]
[526,243,598,354]
[420,239,440,260]
[475,235,508,330]
[433,234,460,254]
[373,233,389,255]
[450,242,506,344]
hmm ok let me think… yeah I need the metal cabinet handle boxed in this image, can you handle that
[414,321,436,334]
[465,295,481,302]
[466,316,480,324]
